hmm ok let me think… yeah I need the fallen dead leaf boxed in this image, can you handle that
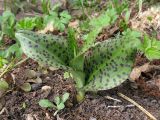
[130,63,160,81]
[130,63,150,81]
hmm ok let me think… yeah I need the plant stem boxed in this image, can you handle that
[76,89,85,102]
[69,70,86,102]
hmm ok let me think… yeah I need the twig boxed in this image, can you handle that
[0,59,15,78]
[0,57,29,78]
[104,96,122,103]
[0,107,8,115]
[14,57,29,68]
[118,93,157,120]
[107,105,122,108]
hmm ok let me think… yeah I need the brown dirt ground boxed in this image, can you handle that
[0,57,160,120]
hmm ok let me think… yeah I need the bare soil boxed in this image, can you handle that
[0,58,160,120]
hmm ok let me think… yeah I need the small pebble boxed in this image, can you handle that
[41,86,52,92]
[31,83,42,91]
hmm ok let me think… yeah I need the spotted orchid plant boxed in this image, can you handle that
[15,8,141,102]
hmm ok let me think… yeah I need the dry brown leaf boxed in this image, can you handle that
[130,63,150,81]
[131,5,160,33]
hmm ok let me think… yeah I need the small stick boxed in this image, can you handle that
[0,57,29,78]
[14,57,29,67]
[0,107,8,115]
[107,105,122,108]
[0,59,15,78]
[105,96,122,103]
[118,93,157,120]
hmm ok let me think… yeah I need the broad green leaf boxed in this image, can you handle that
[39,99,55,108]
[4,43,22,58]
[79,8,117,55]
[62,92,69,103]
[15,30,69,70]
[69,54,84,71]
[145,48,160,60]
[83,30,141,91]
[0,80,9,90]
[70,70,85,89]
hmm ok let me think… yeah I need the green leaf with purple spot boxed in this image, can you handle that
[15,30,69,69]
[83,29,141,91]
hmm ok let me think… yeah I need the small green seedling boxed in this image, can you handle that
[63,71,73,79]
[0,10,16,40]
[16,17,43,30]
[39,99,55,108]
[140,35,160,60]
[38,92,70,116]
[43,10,71,31]
[22,102,27,109]
[54,92,70,116]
